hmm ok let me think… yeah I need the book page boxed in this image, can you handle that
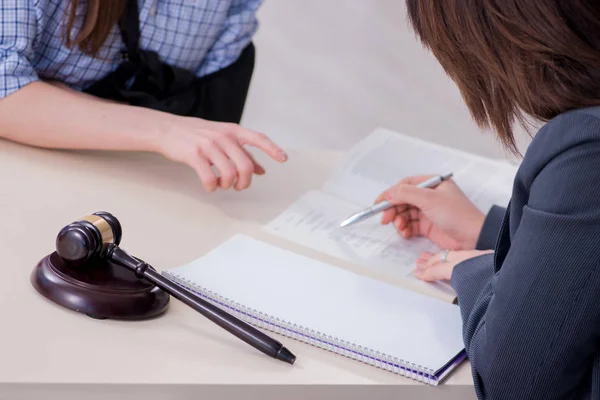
[322,128,518,212]
[262,190,456,299]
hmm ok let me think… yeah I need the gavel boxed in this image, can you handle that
[54,212,295,364]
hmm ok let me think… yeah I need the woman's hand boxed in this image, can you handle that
[0,82,288,193]
[375,175,485,250]
[414,249,493,281]
[155,116,288,192]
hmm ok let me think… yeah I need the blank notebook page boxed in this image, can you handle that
[163,235,465,377]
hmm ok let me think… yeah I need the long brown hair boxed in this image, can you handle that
[405,0,600,154]
[63,0,126,56]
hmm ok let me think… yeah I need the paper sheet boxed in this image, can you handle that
[263,190,455,297]
[322,128,517,211]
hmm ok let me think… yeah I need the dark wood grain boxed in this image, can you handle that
[31,252,169,320]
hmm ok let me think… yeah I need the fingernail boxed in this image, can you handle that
[279,151,288,161]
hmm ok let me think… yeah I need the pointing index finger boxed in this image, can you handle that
[236,127,288,163]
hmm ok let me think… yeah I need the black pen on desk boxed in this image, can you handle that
[138,265,297,364]
[339,173,453,228]
[101,244,296,365]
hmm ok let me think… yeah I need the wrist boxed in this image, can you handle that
[111,104,174,153]
[463,211,486,250]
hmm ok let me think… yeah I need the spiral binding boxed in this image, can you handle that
[163,271,438,386]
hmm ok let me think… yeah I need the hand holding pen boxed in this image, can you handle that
[340,173,453,227]
[340,173,486,253]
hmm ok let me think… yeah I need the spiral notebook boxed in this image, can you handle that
[162,234,467,385]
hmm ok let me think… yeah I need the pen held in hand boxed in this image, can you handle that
[339,173,453,228]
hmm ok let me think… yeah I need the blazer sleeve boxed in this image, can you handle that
[475,205,506,250]
[450,116,600,399]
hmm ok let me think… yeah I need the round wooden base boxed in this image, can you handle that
[31,252,170,320]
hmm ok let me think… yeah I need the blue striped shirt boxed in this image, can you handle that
[0,0,262,99]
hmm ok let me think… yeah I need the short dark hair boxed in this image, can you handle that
[405,0,600,153]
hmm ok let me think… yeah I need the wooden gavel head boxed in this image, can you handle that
[55,212,122,267]
[32,211,169,320]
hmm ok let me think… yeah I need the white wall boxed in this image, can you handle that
[243,0,530,162]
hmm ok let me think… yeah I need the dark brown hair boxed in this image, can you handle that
[405,0,600,153]
[63,0,126,57]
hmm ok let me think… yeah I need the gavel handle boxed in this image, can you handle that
[105,244,294,362]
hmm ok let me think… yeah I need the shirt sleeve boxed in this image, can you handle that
[451,114,600,399]
[196,0,262,76]
[0,0,40,99]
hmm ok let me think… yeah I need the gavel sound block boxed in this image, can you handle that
[31,212,170,320]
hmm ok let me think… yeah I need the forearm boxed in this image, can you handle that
[0,81,167,152]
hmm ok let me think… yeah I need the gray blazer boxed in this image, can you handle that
[452,106,600,399]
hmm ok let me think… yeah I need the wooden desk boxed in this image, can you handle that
[0,139,475,400]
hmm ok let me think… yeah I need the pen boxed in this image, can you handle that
[339,172,453,228]
[134,261,297,364]
[131,261,297,364]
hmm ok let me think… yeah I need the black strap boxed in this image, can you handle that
[83,0,255,123]
[119,0,141,63]
[85,0,196,107]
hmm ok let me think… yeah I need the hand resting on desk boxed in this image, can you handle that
[0,82,288,193]
[415,249,493,281]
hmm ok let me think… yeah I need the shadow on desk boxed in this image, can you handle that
[1,384,477,400]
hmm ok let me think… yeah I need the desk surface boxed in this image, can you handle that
[0,139,474,399]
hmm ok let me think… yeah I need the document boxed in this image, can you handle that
[266,190,438,278]
[320,128,516,212]
[263,128,518,300]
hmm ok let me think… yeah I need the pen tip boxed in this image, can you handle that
[276,346,296,365]
[340,216,359,228]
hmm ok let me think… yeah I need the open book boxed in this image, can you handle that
[162,128,517,384]
[261,128,518,302]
